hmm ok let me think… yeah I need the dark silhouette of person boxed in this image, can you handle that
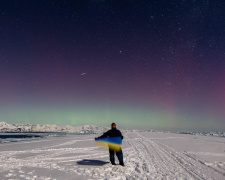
[99,123,124,166]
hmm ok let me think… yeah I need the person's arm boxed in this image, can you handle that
[99,130,110,138]
[118,130,123,139]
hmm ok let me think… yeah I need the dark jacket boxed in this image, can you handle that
[100,128,123,140]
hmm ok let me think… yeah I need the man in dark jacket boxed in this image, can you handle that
[99,123,124,166]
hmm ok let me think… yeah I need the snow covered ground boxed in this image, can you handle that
[0,131,225,180]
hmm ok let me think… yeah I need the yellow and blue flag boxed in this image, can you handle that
[95,136,122,152]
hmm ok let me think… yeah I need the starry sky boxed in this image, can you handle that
[0,0,225,131]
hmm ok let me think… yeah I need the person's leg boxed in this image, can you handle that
[116,149,124,165]
[109,149,115,165]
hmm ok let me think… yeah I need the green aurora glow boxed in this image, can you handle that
[0,103,222,131]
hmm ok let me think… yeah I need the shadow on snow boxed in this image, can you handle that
[76,159,109,166]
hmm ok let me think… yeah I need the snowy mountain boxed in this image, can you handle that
[1,122,224,138]
[0,122,111,134]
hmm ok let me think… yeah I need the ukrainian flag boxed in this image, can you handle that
[95,137,122,152]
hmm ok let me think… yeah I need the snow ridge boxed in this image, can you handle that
[0,122,109,134]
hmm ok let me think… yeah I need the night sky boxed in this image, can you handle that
[1,0,225,131]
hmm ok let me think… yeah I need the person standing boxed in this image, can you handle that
[99,123,124,166]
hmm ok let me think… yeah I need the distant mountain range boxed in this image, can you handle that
[0,122,112,134]
[0,122,224,138]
